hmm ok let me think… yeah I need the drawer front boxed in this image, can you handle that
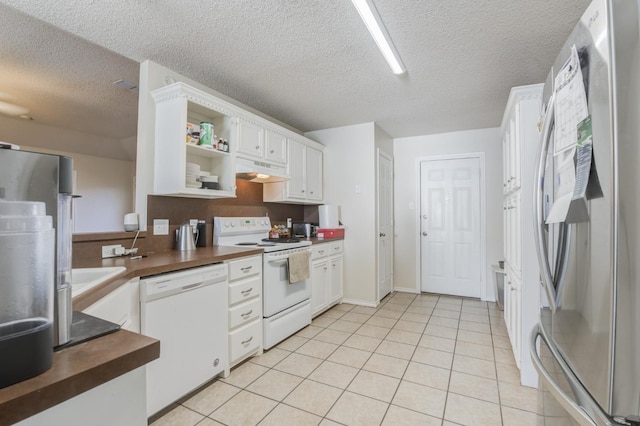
[229,276,262,305]
[228,256,262,281]
[311,244,329,260]
[229,256,262,281]
[329,241,344,255]
[230,320,262,362]
[229,298,262,329]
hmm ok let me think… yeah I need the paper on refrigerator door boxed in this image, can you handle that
[554,45,589,155]
[546,147,576,224]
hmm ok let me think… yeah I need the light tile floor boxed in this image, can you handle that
[151,292,540,426]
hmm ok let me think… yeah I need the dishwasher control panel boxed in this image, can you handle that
[140,263,227,301]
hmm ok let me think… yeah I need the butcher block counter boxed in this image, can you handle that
[0,246,262,425]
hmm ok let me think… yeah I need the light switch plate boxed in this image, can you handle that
[153,219,169,235]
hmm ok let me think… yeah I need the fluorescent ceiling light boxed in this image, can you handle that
[351,0,406,74]
[0,100,29,117]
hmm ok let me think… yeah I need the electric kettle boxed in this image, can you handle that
[176,223,198,251]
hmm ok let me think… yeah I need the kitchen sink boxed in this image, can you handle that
[71,267,126,297]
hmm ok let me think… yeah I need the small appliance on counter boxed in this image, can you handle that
[0,200,55,388]
[0,144,74,349]
[292,222,313,238]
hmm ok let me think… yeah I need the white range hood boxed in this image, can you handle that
[235,157,289,183]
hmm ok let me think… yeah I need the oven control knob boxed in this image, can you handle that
[224,221,230,228]
[230,221,236,227]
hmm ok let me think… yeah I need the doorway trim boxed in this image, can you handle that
[414,153,487,299]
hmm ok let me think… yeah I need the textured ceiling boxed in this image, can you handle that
[0,0,591,159]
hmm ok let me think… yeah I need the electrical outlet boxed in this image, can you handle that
[153,219,169,235]
[102,244,123,259]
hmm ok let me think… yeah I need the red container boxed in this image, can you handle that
[316,228,345,238]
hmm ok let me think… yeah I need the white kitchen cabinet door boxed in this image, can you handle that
[329,255,343,305]
[311,259,329,316]
[236,118,264,160]
[264,129,287,165]
[306,146,323,201]
[286,139,306,199]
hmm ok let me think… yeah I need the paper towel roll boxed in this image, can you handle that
[318,205,339,228]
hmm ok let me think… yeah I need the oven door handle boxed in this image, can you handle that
[267,258,288,264]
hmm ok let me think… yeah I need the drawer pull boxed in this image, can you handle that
[241,266,253,273]
[241,310,253,318]
[318,250,325,254]
[241,288,253,295]
[241,336,253,345]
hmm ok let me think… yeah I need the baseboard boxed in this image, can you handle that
[393,286,419,294]
[341,298,379,308]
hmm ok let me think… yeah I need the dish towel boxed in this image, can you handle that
[288,251,310,284]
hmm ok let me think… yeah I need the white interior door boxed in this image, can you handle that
[420,157,481,297]
[377,150,393,301]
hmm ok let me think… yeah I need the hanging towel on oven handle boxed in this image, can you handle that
[288,250,310,283]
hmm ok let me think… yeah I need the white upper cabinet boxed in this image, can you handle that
[305,145,323,201]
[150,81,324,200]
[263,137,324,204]
[236,118,264,160]
[151,83,237,199]
[236,121,287,166]
[264,129,287,165]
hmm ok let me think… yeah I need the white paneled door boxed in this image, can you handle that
[377,149,393,301]
[420,157,481,298]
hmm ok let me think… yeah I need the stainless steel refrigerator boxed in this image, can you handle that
[530,0,640,425]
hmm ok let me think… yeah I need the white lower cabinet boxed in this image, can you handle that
[504,266,522,368]
[311,241,344,317]
[226,255,263,369]
[82,277,140,333]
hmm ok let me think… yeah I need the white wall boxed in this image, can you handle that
[306,123,379,305]
[393,127,502,300]
[20,145,135,233]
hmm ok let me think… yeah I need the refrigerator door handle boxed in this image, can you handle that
[530,325,597,426]
[533,92,558,312]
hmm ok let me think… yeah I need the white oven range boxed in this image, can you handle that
[213,216,312,349]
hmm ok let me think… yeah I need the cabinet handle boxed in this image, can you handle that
[380,233,386,237]
[301,189,305,193]
[310,191,314,194]
[241,310,253,318]
[241,336,253,345]
[270,149,274,153]
[255,145,260,150]
[318,250,325,254]
[241,266,253,272]
[324,267,327,271]
[241,288,253,295]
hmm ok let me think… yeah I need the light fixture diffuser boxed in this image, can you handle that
[351,0,406,74]
[0,100,29,117]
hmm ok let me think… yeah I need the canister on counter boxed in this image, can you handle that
[199,121,214,148]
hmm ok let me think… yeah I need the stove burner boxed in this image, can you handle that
[261,237,301,243]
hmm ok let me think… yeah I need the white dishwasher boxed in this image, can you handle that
[140,264,228,417]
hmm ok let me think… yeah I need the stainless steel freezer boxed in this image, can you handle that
[530,0,640,425]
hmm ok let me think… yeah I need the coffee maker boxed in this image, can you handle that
[0,144,74,350]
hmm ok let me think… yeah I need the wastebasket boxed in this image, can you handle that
[492,264,505,310]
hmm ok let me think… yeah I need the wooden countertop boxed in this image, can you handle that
[1,246,262,425]
[0,330,159,425]
[73,245,263,311]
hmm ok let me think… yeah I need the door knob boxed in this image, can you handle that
[422,232,428,236]
[422,214,427,219]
